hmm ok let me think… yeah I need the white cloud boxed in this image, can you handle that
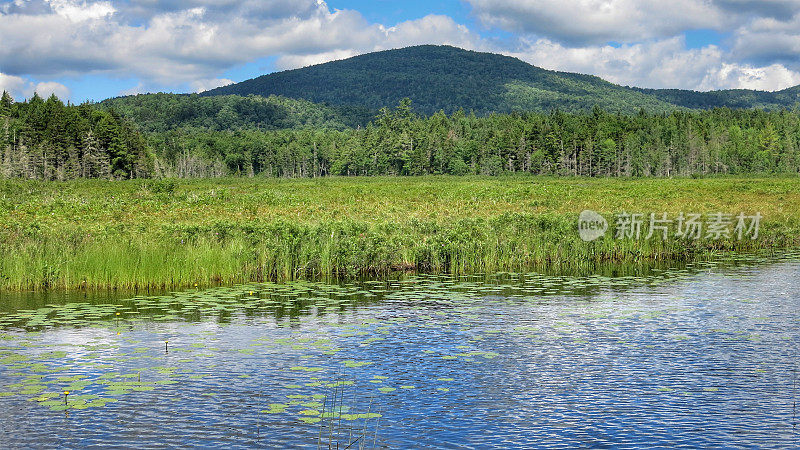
[465,0,723,45]
[702,63,800,91]
[275,49,360,71]
[274,15,481,70]
[119,82,147,97]
[2,0,800,96]
[0,1,484,88]
[32,80,71,98]
[190,77,234,92]
[48,0,114,22]
[464,0,800,90]
[715,0,800,19]
[0,73,27,96]
[508,37,800,91]
[381,15,476,49]
[464,0,800,46]
[729,13,800,66]
[0,72,70,99]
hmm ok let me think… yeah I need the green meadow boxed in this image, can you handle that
[1,176,799,291]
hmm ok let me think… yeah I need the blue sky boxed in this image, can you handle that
[1,0,799,103]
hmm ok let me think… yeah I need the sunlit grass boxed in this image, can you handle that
[1,175,798,291]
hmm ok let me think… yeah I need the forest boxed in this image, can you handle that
[0,91,151,180]
[2,91,799,180]
[204,45,800,115]
[99,93,372,132]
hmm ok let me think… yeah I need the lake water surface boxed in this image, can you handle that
[1,253,798,448]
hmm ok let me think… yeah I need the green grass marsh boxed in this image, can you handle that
[1,176,799,291]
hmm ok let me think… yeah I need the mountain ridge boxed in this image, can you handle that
[202,45,800,115]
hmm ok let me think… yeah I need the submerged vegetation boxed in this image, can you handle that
[0,176,798,291]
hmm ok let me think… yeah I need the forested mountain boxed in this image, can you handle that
[203,45,800,115]
[100,93,373,132]
[634,85,800,110]
[100,46,800,134]
[202,45,676,115]
[3,46,800,180]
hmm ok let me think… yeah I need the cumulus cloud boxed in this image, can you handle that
[0,73,26,96]
[118,82,148,97]
[381,15,476,50]
[703,62,800,91]
[465,0,800,46]
[465,0,723,45]
[2,0,800,96]
[31,80,72,98]
[510,37,721,89]
[189,77,234,92]
[464,0,800,90]
[715,0,800,19]
[508,37,800,91]
[729,13,800,66]
[48,0,115,22]
[274,49,360,71]
[0,0,485,92]
[0,72,71,99]
[273,14,479,70]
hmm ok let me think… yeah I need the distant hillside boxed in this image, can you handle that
[633,85,800,110]
[202,45,800,115]
[202,45,677,115]
[100,93,374,132]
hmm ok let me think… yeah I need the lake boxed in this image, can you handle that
[0,252,798,448]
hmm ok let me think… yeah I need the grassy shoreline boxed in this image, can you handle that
[1,176,799,291]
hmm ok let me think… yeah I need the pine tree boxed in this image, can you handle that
[0,91,12,115]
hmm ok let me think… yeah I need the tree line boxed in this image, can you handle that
[1,92,151,180]
[3,92,800,179]
[150,99,800,178]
